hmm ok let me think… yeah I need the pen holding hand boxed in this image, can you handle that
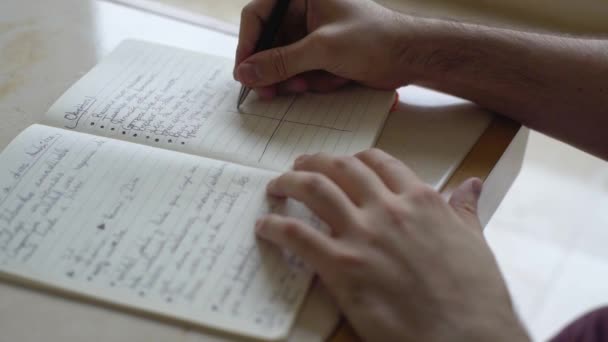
[234,0,417,101]
[237,0,291,107]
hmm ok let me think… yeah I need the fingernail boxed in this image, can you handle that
[237,63,260,84]
[267,178,286,198]
[255,218,267,236]
[472,178,483,197]
[267,179,277,191]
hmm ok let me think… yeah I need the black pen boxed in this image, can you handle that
[237,0,292,109]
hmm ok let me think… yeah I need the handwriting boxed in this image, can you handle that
[0,125,319,337]
[63,96,97,129]
[45,40,391,174]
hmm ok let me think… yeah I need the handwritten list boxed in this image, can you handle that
[0,125,318,340]
[44,40,394,171]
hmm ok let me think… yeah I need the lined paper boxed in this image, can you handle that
[44,40,394,171]
[0,125,319,340]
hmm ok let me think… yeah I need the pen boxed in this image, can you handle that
[237,0,292,109]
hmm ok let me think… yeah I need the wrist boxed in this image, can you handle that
[432,296,531,342]
[463,300,531,342]
[391,16,478,85]
[383,12,431,85]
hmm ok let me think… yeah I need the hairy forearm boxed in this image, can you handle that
[402,17,608,160]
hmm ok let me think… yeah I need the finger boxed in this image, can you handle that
[355,148,419,193]
[293,153,387,206]
[256,214,337,275]
[277,77,309,95]
[276,73,349,96]
[448,178,483,229]
[236,34,323,87]
[301,71,350,93]
[254,72,350,99]
[267,171,358,232]
[235,0,278,75]
[253,86,277,100]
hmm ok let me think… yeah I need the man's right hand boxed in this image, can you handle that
[234,0,420,99]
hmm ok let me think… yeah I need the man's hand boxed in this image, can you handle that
[256,149,530,342]
[234,0,417,99]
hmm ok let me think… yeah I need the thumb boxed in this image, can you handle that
[236,35,321,87]
[448,178,483,224]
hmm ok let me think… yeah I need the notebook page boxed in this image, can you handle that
[0,124,321,341]
[43,40,394,172]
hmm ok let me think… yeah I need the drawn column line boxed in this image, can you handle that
[257,96,298,162]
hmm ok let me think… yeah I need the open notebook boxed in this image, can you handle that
[0,40,394,340]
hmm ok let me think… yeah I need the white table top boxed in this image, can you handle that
[0,1,498,341]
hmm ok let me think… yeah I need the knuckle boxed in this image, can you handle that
[330,248,365,269]
[375,156,402,173]
[300,173,326,194]
[281,220,303,240]
[303,152,328,166]
[409,184,440,205]
[332,155,357,171]
[379,197,410,226]
[354,149,374,163]
[313,152,330,161]
[270,48,289,79]
[358,148,406,173]
[274,172,292,187]
[357,226,382,245]
[365,148,384,158]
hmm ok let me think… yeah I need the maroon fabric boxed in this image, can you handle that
[551,307,608,342]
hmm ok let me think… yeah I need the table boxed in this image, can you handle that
[0,1,526,341]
